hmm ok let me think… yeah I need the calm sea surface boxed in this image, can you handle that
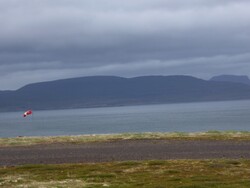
[0,100,250,138]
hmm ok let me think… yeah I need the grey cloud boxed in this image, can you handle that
[1,52,250,90]
[0,0,250,89]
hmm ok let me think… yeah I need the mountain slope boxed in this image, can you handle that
[1,75,250,111]
[210,75,250,85]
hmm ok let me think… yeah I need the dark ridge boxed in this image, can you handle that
[1,75,250,112]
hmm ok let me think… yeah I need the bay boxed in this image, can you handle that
[0,100,250,138]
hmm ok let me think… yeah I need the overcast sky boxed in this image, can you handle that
[1,0,250,90]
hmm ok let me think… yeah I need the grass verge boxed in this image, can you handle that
[0,159,249,188]
[0,131,250,147]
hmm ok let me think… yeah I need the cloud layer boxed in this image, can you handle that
[1,0,250,89]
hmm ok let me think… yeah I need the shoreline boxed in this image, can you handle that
[1,131,250,147]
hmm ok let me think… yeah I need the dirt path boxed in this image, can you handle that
[1,139,250,166]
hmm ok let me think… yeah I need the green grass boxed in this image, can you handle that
[0,131,250,147]
[0,159,249,187]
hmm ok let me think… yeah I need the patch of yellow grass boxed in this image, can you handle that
[0,131,249,147]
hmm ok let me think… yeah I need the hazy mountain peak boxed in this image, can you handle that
[210,75,250,85]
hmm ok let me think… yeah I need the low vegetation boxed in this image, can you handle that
[1,132,249,187]
[0,159,249,188]
[0,131,250,147]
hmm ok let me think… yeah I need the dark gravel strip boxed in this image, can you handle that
[0,139,250,166]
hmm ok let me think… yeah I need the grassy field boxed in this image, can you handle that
[0,159,249,188]
[0,131,250,147]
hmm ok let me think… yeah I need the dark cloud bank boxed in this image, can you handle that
[0,0,250,90]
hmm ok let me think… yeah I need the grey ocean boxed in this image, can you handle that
[0,100,250,138]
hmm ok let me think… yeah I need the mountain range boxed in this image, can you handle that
[1,75,250,112]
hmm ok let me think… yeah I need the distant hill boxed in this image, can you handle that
[210,75,250,85]
[1,75,250,112]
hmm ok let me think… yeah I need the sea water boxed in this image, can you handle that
[0,100,250,138]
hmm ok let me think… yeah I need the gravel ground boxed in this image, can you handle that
[0,139,250,166]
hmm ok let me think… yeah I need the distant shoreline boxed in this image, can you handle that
[1,98,250,113]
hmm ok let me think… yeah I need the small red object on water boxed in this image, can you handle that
[23,110,32,117]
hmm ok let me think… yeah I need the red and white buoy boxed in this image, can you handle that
[23,110,32,117]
